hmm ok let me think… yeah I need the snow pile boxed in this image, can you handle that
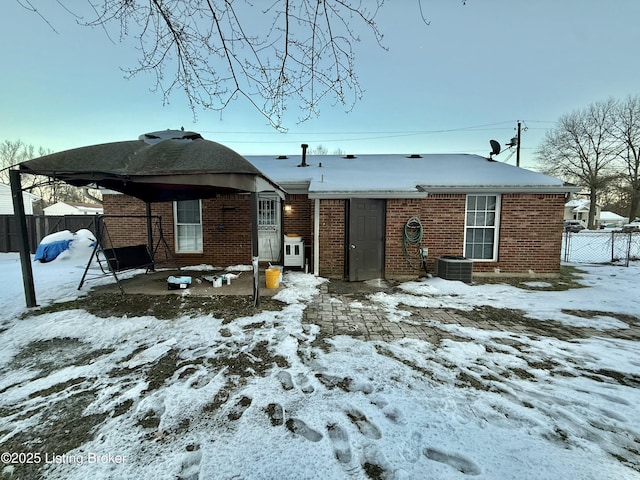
[33,229,96,263]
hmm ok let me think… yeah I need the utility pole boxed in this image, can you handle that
[516,121,522,167]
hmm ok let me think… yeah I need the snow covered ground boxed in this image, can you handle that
[1,235,639,479]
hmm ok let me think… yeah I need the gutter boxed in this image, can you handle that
[308,191,430,200]
[415,185,582,194]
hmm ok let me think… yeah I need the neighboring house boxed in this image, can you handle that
[0,182,39,215]
[103,151,577,280]
[598,211,625,227]
[43,201,103,216]
[564,198,600,228]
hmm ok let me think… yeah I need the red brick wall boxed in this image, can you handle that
[385,195,468,277]
[100,195,153,248]
[103,194,254,267]
[317,199,346,278]
[385,199,425,277]
[104,192,565,277]
[421,194,468,273]
[382,193,565,278]
[492,193,565,274]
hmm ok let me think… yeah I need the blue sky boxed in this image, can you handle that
[1,1,639,169]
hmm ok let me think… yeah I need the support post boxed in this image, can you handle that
[145,202,154,269]
[10,169,37,307]
[250,192,260,307]
[516,121,522,167]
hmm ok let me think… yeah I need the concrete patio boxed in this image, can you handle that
[92,267,281,297]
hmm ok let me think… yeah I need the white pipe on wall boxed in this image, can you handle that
[314,198,320,276]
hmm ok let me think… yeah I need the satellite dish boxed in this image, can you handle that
[490,140,501,156]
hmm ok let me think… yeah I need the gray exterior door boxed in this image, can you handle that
[348,198,385,281]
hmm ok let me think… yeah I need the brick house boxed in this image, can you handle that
[103,149,577,280]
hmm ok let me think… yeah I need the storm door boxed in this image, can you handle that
[257,194,281,262]
[348,198,385,281]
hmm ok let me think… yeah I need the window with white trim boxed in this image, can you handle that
[464,194,499,260]
[174,199,202,253]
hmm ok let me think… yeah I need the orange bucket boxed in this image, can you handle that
[265,267,281,289]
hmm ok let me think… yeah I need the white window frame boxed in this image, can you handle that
[174,199,203,253]
[463,194,500,261]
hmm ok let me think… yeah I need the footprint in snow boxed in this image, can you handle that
[346,408,382,440]
[371,396,405,425]
[401,431,423,463]
[286,418,323,442]
[424,447,481,476]
[264,402,284,426]
[327,423,352,463]
[316,373,373,394]
[277,370,294,390]
[227,395,252,421]
[176,444,202,480]
[295,373,315,393]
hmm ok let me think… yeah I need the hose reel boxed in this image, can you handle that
[403,216,427,272]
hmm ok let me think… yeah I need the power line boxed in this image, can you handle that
[197,120,522,137]
[197,121,535,145]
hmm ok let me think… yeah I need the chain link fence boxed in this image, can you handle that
[562,231,640,266]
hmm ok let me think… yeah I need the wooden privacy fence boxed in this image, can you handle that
[0,215,97,253]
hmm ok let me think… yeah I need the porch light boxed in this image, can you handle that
[284,204,293,213]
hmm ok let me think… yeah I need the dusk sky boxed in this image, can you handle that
[2,1,639,169]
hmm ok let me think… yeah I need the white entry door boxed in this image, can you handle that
[258,194,281,262]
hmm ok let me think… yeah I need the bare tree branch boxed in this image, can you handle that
[611,95,640,221]
[536,99,621,229]
[22,0,381,130]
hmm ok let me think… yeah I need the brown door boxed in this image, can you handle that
[348,198,385,281]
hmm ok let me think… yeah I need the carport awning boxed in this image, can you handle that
[13,130,280,308]
[17,131,285,202]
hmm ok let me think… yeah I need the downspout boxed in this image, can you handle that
[10,169,37,307]
[314,198,320,276]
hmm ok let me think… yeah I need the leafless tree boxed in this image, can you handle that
[536,99,621,229]
[0,140,50,185]
[611,95,640,222]
[309,144,329,155]
[1,139,101,204]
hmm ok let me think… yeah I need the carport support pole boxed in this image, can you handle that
[251,192,260,307]
[145,202,154,270]
[10,169,37,307]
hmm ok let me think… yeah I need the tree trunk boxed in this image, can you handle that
[629,189,640,222]
[588,192,598,229]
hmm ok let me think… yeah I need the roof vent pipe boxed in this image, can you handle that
[299,144,309,167]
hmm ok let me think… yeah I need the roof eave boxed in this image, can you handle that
[308,191,429,199]
[416,185,581,194]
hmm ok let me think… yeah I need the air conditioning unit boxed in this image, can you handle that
[435,256,473,283]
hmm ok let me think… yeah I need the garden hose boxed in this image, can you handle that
[403,217,426,271]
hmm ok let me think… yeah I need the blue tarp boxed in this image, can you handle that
[34,239,73,263]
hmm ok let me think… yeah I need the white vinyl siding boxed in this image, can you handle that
[464,194,500,260]
[174,199,202,253]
